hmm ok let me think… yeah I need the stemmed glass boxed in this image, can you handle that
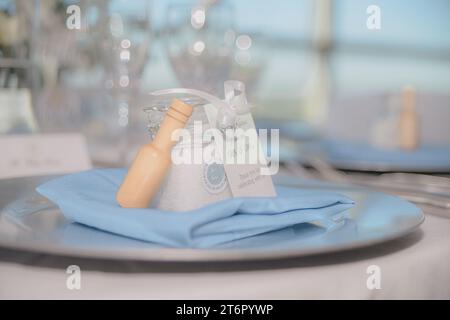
[102,0,153,165]
[35,0,152,166]
[164,0,235,95]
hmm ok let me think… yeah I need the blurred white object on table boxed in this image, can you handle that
[0,133,91,179]
[328,91,450,148]
[0,88,36,133]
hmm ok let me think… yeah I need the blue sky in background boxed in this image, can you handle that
[103,0,450,51]
[114,0,450,118]
[150,0,450,47]
[334,0,450,49]
[151,0,314,38]
[1,0,448,120]
[330,0,450,94]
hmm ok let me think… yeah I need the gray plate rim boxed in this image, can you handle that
[0,214,424,262]
[0,177,425,262]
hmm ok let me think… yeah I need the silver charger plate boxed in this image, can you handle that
[325,158,450,173]
[0,175,424,262]
[279,138,450,173]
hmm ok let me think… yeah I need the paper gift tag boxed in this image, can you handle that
[0,133,92,179]
[203,104,276,198]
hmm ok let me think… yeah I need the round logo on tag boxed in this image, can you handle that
[202,162,227,194]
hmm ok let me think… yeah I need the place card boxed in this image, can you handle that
[0,133,92,179]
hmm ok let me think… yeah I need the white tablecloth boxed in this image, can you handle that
[1,204,449,300]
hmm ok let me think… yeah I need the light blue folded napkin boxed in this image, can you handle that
[36,169,354,248]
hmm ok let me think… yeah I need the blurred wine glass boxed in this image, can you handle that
[165,0,235,95]
[35,0,152,166]
[101,0,152,165]
[230,32,266,101]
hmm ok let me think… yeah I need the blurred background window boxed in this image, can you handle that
[332,0,450,94]
[1,0,449,164]
[146,0,317,121]
[146,0,450,122]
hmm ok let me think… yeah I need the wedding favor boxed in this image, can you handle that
[133,81,276,211]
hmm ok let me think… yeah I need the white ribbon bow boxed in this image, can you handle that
[149,80,253,130]
[224,80,253,115]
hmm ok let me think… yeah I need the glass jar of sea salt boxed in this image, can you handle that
[144,96,233,211]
